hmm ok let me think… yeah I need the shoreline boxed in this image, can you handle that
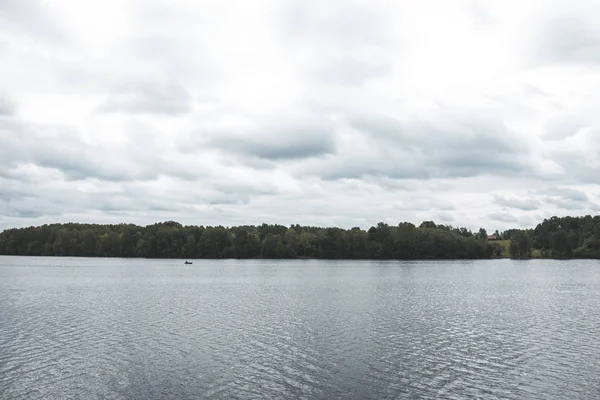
[1,254,594,261]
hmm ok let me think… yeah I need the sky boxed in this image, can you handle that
[1,0,600,232]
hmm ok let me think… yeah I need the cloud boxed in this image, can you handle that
[279,2,397,50]
[536,187,596,210]
[300,110,532,181]
[542,197,588,210]
[2,0,600,233]
[489,212,519,223]
[518,215,538,228]
[539,187,589,202]
[0,0,70,45]
[0,174,188,221]
[538,125,600,184]
[313,57,390,85]
[0,92,16,116]
[203,118,337,160]
[465,1,495,28]
[0,119,161,182]
[528,15,600,66]
[494,195,540,211]
[97,82,192,115]
[542,117,585,141]
[434,211,455,222]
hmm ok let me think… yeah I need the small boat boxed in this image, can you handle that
[184,261,193,265]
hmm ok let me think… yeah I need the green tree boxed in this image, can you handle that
[477,228,488,241]
[8,216,600,260]
[509,232,532,258]
[551,230,572,257]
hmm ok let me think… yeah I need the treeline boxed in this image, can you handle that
[497,215,600,259]
[531,215,600,258]
[0,221,494,259]
[2,215,599,259]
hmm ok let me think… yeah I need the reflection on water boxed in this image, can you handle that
[1,257,599,399]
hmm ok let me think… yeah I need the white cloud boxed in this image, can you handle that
[2,0,600,233]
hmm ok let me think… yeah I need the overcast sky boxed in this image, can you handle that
[1,0,600,232]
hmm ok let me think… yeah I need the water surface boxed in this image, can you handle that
[1,257,599,399]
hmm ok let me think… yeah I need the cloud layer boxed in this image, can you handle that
[1,0,600,232]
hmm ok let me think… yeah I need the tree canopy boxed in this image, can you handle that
[2,215,599,259]
[529,215,600,258]
[0,221,491,260]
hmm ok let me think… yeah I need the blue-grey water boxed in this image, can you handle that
[1,257,599,399]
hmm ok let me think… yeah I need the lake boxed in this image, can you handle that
[1,257,599,399]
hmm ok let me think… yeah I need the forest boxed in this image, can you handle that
[0,215,599,259]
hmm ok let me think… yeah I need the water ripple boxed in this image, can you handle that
[1,257,600,399]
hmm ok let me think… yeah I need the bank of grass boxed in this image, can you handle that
[492,239,542,258]
[495,240,511,257]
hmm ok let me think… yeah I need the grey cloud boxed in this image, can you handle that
[314,57,390,85]
[523,84,550,97]
[205,122,336,160]
[494,195,540,211]
[0,93,16,116]
[555,159,599,185]
[123,36,219,85]
[465,1,495,28]
[542,117,585,141]
[206,196,249,206]
[0,164,52,183]
[368,177,412,191]
[0,182,31,201]
[527,15,600,65]
[419,199,456,212]
[37,153,158,182]
[97,82,192,115]
[122,176,279,210]
[3,207,49,219]
[435,212,455,222]
[489,212,519,223]
[519,215,538,228]
[0,0,70,45]
[545,137,600,184]
[129,1,214,61]
[95,194,184,214]
[280,3,394,49]
[4,0,600,232]
[539,187,589,202]
[0,114,293,221]
[0,119,161,182]
[543,197,587,210]
[313,112,530,181]
[538,187,593,210]
[0,190,66,218]
[350,113,522,155]
[0,179,181,220]
[211,181,279,197]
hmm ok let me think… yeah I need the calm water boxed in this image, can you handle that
[1,257,600,399]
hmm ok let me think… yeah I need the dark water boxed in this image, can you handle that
[1,257,600,399]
